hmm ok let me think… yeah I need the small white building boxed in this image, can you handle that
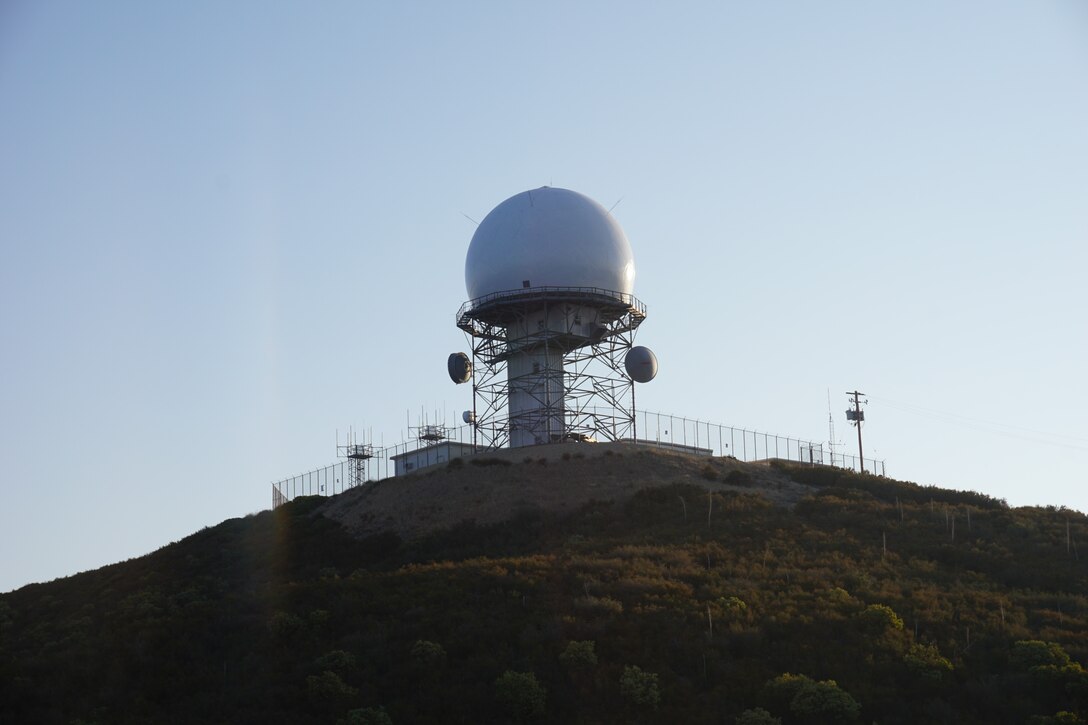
[391,441,478,476]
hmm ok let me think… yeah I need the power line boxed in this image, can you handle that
[868,394,1088,452]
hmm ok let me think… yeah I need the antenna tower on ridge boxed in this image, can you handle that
[337,427,374,489]
[827,389,839,467]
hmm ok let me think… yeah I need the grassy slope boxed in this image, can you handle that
[2,453,1087,724]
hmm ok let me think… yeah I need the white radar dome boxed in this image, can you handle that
[465,187,636,301]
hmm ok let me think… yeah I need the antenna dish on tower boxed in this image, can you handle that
[625,346,658,383]
[447,352,472,384]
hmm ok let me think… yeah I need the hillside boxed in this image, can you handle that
[2,446,1088,724]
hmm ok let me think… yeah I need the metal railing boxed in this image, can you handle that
[458,286,647,320]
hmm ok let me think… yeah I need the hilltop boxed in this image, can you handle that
[2,446,1087,724]
[317,442,812,541]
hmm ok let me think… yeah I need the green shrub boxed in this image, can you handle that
[315,650,357,673]
[725,470,753,486]
[495,670,546,721]
[1030,713,1086,725]
[559,640,598,672]
[343,706,393,725]
[736,707,781,725]
[721,596,748,613]
[268,611,304,641]
[619,665,660,708]
[856,603,904,634]
[763,673,860,722]
[573,595,623,615]
[306,670,358,701]
[1012,640,1073,671]
[791,680,860,722]
[904,643,953,680]
[410,640,446,670]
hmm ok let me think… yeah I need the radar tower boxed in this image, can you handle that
[448,188,658,449]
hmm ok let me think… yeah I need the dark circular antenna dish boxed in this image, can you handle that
[625,346,658,383]
[462,410,475,424]
[448,352,472,384]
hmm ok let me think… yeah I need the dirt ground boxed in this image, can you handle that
[316,441,814,541]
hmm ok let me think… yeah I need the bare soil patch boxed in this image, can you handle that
[316,442,813,541]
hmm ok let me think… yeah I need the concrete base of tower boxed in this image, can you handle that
[507,349,566,448]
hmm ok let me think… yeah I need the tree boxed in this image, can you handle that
[307,670,358,702]
[790,680,861,722]
[559,640,598,673]
[316,650,357,674]
[736,707,782,725]
[619,665,661,708]
[410,640,447,669]
[904,643,953,681]
[495,670,546,721]
[763,673,814,712]
[1012,641,1074,671]
[1030,713,1086,725]
[855,604,904,634]
[343,706,393,725]
[1012,640,1088,713]
[763,673,860,723]
[268,610,303,641]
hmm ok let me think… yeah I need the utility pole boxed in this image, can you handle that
[845,390,866,473]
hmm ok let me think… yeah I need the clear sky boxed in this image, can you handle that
[2,1,1086,592]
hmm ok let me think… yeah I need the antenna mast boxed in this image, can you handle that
[827,389,838,467]
[337,426,374,489]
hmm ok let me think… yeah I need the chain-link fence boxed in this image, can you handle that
[271,461,352,503]
[634,410,885,476]
[272,411,886,508]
